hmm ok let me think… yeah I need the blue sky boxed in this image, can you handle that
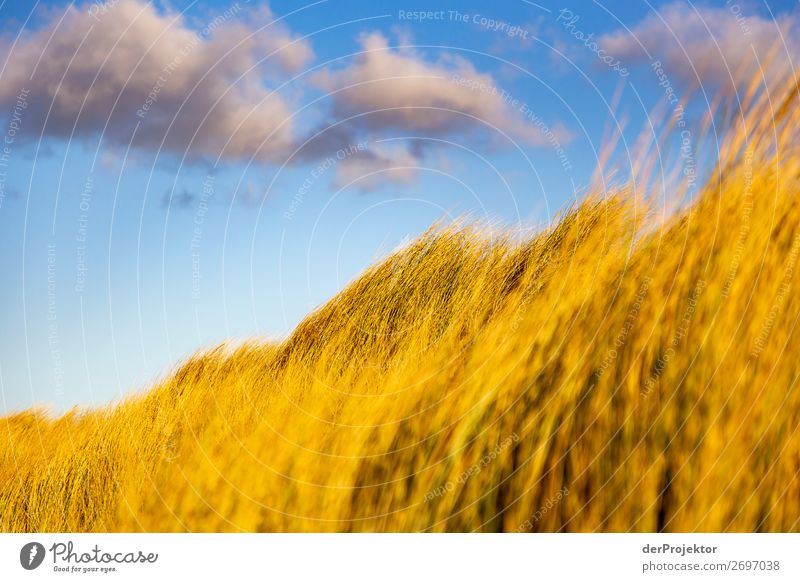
[0,0,797,412]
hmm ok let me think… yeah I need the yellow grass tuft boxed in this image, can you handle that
[2,75,800,532]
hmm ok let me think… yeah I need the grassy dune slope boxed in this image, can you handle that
[2,79,800,532]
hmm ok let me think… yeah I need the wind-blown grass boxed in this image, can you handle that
[2,76,800,532]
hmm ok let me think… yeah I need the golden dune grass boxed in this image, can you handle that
[2,76,800,532]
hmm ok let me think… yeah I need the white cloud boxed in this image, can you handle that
[0,0,313,162]
[312,32,570,146]
[599,2,798,90]
[333,143,420,192]
[0,6,573,194]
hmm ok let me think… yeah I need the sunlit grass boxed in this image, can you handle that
[2,75,799,532]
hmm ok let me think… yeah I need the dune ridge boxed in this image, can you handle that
[2,75,800,532]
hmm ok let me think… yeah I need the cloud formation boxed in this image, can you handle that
[599,3,798,91]
[0,0,312,162]
[332,142,420,191]
[312,32,566,146]
[0,3,570,192]
[307,32,570,191]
